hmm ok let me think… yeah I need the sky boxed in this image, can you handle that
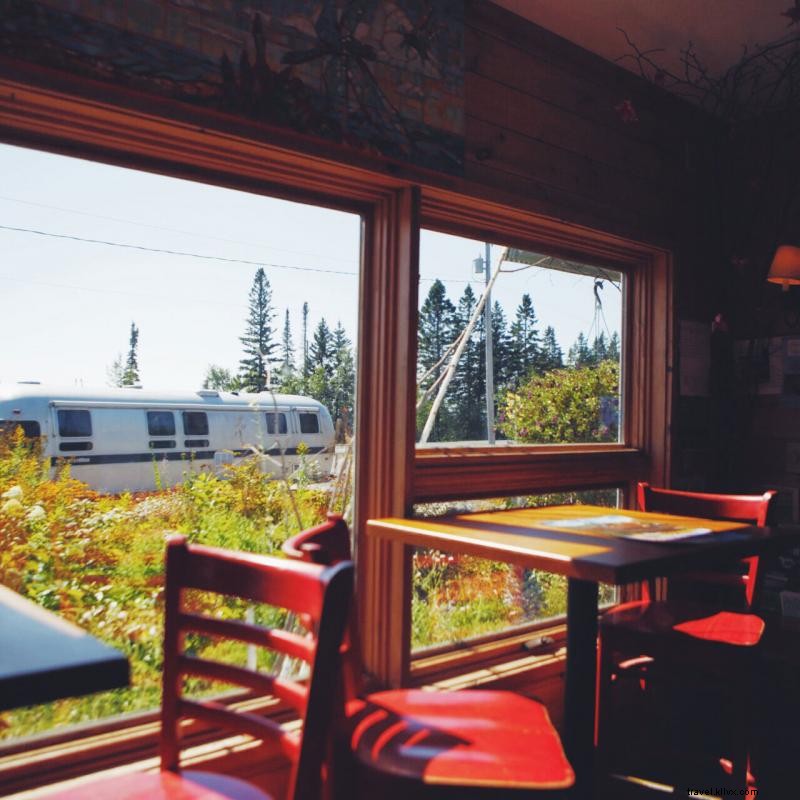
[0,144,621,391]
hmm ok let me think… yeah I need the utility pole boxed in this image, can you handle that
[483,243,495,443]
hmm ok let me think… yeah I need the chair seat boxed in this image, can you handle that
[601,601,765,647]
[346,689,574,790]
[43,770,272,800]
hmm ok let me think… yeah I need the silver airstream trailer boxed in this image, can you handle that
[0,383,335,494]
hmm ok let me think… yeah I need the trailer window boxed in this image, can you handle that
[147,411,175,437]
[1,421,40,438]
[182,411,208,436]
[60,442,93,452]
[58,410,92,438]
[298,412,320,434]
[265,412,288,435]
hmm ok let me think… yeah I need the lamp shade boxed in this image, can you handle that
[768,245,800,288]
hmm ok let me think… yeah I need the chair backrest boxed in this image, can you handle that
[637,482,775,526]
[283,514,353,566]
[161,535,353,800]
[636,482,777,606]
[282,514,361,700]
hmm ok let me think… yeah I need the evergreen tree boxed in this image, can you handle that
[568,332,593,368]
[330,322,355,439]
[539,326,564,372]
[607,331,621,362]
[591,333,608,364]
[281,309,294,372]
[418,280,457,374]
[121,322,140,386]
[239,268,276,392]
[451,284,485,440]
[508,294,540,384]
[417,280,459,441]
[310,318,333,374]
[107,354,124,388]
[491,300,510,392]
[301,302,310,390]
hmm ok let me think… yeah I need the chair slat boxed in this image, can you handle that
[179,612,315,663]
[178,654,308,712]
[178,698,300,761]
[180,544,328,617]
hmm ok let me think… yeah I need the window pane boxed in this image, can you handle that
[147,410,175,436]
[265,412,288,435]
[411,490,620,652]
[0,143,360,739]
[182,411,208,436]
[417,231,623,447]
[57,409,92,437]
[298,412,320,434]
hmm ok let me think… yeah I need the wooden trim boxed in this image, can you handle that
[355,187,420,688]
[414,448,645,502]
[0,75,394,210]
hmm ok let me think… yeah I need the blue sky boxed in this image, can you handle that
[0,144,621,390]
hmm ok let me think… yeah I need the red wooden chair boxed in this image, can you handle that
[45,535,353,800]
[596,483,776,790]
[283,514,574,799]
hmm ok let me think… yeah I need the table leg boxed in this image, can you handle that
[564,578,599,798]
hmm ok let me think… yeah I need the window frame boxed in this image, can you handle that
[393,192,673,678]
[0,72,418,791]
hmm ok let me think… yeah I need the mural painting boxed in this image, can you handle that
[0,0,465,172]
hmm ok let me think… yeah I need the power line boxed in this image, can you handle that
[0,194,359,266]
[0,224,359,276]
[0,222,473,285]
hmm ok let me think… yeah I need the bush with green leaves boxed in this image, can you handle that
[499,360,620,444]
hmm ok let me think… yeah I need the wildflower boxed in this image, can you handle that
[26,505,46,521]
[1,498,23,515]
[1,485,22,500]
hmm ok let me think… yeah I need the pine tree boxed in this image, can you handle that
[301,302,310,391]
[416,280,461,441]
[239,268,276,392]
[508,294,540,384]
[539,326,564,371]
[121,322,140,386]
[568,332,593,368]
[607,331,621,362]
[275,308,295,386]
[310,318,333,373]
[491,300,510,392]
[330,322,355,439]
[451,284,485,440]
[418,280,457,376]
[591,333,608,363]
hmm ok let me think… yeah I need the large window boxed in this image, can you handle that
[0,143,361,739]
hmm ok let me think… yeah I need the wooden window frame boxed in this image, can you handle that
[363,187,674,685]
[0,74,418,790]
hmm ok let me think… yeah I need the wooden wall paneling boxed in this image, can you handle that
[466,48,681,186]
[356,187,420,688]
[465,116,673,230]
[468,1,705,145]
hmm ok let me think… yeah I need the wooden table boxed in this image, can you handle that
[367,505,799,798]
[0,584,129,711]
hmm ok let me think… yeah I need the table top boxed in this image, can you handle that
[367,505,800,585]
[0,584,130,711]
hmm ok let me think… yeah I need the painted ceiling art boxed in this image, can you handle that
[0,0,465,173]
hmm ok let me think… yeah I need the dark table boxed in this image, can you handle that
[0,584,129,711]
[367,505,800,798]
